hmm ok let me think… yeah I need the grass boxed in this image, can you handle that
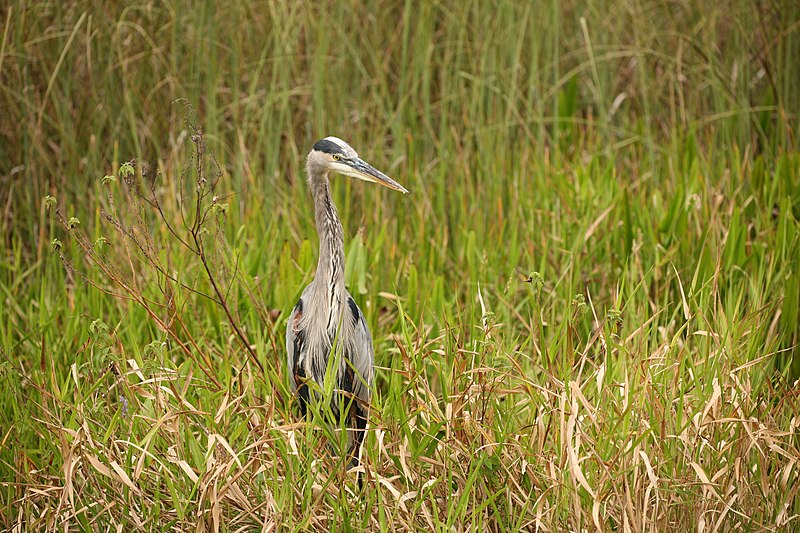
[1,0,800,530]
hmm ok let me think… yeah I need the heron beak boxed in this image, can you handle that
[344,158,409,194]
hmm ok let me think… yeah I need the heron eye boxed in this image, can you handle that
[332,154,340,161]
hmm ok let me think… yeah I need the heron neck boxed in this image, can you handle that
[310,175,346,298]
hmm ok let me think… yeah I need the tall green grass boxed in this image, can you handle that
[1,0,799,530]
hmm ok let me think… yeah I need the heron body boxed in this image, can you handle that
[286,137,407,476]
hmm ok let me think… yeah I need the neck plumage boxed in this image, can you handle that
[309,172,346,307]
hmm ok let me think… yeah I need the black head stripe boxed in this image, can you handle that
[313,138,346,155]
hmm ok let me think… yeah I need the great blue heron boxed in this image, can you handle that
[286,136,407,481]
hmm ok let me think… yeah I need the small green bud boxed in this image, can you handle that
[119,162,134,178]
[572,294,588,320]
[525,271,544,290]
[89,318,108,336]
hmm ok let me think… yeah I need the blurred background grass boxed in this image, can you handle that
[1,0,800,530]
[4,1,796,230]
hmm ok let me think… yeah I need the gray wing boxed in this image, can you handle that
[343,292,373,468]
[344,293,374,405]
[286,297,304,393]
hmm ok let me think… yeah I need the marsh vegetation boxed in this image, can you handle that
[1,1,799,530]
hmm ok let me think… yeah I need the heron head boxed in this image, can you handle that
[307,136,408,194]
